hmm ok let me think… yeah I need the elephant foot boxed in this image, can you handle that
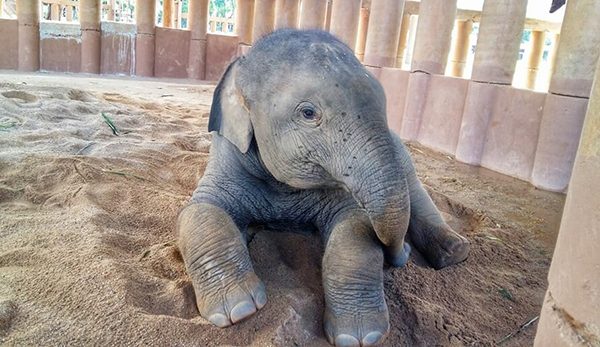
[384,241,411,268]
[177,203,267,327]
[196,272,267,327]
[413,223,470,270]
[324,305,389,347]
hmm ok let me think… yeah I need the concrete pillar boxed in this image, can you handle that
[274,0,298,29]
[188,0,209,79]
[107,0,116,20]
[298,0,326,30]
[395,14,410,68]
[163,0,173,27]
[448,19,473,78]
[80,0,101,74]
[16,0,40,71]
[328,0,361,50]
[400,0,456,141]
[50,3,59,20]
[136,0,156,76]
[524,30,545,90]
[470,0,527,84]
[410,0,457,75]
[363,0,405,68]
[533,57,600,347]
[455,0,527,165]
[252,0,275,42]
[355,7,369,62]
[236,0,255,45]
[531,0,600,191]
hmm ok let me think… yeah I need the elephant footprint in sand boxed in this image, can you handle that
[177,29,470,346]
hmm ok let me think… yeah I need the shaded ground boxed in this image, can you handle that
[0,72,564,346]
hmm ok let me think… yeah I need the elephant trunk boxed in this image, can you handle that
[337,133,410,250]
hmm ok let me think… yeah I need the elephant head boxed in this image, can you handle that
[208,30,409,252]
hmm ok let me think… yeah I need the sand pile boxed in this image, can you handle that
[0,74,564,346]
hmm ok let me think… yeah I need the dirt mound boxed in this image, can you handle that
[0,75,563,346]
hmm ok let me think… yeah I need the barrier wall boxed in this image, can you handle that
[376,67,588,189]
[0,19,238,81]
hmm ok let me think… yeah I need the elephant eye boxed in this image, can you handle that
[296,102,321,123]
[302,107,315,119]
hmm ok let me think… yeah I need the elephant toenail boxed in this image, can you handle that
[335,334,360,347]
[254,290,267,309]
[362,331,384,346]
[208,313,231,328]
[230,301,257,323]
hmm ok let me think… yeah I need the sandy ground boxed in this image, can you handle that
[0,72,565,346]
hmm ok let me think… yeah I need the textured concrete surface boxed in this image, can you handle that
[400,71,430,140]
[417,75,469,155]
[40,22,81,73]
[479,87,545,181]
[205,33,239,81]
[101,22,135,75]
[379,67,409,136]
[154,27,191,78]
[531,94,589,192]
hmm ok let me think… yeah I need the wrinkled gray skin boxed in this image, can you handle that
[177,30,470,346]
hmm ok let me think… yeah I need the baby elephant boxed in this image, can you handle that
[177,29,469,346]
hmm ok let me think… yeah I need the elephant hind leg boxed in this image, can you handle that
[322,211,389,346]
[390,133,469,269]
[392,134,470,269]
[177,203,266,327]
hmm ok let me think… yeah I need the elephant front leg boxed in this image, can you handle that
[322,212,389,347]
[177,203,266,327]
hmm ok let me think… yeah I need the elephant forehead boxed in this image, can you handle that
[239,31,366,83]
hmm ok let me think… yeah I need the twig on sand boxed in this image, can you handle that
[101,112,119,136]
[497,315,540,345]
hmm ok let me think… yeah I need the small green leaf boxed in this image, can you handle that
[0,121,17,130]
[101,112,119,136]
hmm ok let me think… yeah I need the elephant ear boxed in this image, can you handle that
[208,58,253,153]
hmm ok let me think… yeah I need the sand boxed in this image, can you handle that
[0,72,564,346]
